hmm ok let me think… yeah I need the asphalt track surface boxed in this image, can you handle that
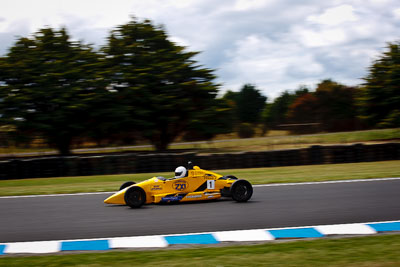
[1,179,400,243]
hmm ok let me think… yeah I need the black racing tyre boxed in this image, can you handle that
[124,186,146,208]
[230,179,253,202]
[119,181,135,191]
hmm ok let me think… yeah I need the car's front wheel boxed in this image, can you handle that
[230,180,253,202]
[124,186,146,208]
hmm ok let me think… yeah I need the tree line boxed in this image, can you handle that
[223,41,400,136]
[0,18,233,154]
[0,17,399,154]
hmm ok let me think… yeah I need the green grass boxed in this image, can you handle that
[1,128,399,155]
[172,128,400,152]
[1,234,400,266]
[0,160,399,196]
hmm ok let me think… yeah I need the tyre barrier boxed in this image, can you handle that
[0,143,399,179]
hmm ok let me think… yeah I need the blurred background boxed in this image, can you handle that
[0,2,400,265]
[0,13,399,177]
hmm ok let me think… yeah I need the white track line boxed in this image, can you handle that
[253,177,400,187]
[1,177,400,199]
[0,191,114,199]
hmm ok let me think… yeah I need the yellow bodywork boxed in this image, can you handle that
[104,166,236,205]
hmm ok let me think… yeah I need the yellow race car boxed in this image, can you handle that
[104,163,253,208]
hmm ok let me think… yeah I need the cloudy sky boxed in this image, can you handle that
[1,0,399,99]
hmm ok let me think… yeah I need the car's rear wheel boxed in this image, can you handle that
[230,180,253,202]
[124,186,146,208]
[119,181,135,191]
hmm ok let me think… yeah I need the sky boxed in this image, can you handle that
[1,0,399,99]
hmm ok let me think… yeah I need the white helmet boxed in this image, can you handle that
[175,166,187,178]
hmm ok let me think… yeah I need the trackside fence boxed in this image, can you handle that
[0,143,399,180]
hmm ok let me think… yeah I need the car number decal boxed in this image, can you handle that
[207,180,215,189]
[173,180,188,191]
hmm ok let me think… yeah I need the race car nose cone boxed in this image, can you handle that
[104,190,126,204]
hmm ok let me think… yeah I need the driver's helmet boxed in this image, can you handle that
[175,166,187,178]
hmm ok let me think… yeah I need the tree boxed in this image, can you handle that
[314,79,359,131]
[262,87,309,129]
[222,84,266,138]
[286,93,318,124]
[235,84,267,124]
[359,41,400,128]
[222,90,239,124]
[223,84,268,125]
[183,98,234,141]
[286,80,359,132]
[0,28,107,154]
[102,18,227,150]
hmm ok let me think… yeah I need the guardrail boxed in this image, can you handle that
[0,143,399,180]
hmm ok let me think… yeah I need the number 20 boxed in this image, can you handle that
[175,183,186,190]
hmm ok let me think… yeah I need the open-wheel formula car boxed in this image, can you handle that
[104,163,253,208]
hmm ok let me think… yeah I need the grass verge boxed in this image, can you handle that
[172,128,400,152]
[0,160,399,196]
[1,234,400,266]
[1,128,399,155]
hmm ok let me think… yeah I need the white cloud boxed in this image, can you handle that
[297,5,361,48]
[219,34,325,98]
[233,0,273,11]
[393,8,400,19]
[307,4,358,26]
[296,27,347,47]
[0,18,10,32]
